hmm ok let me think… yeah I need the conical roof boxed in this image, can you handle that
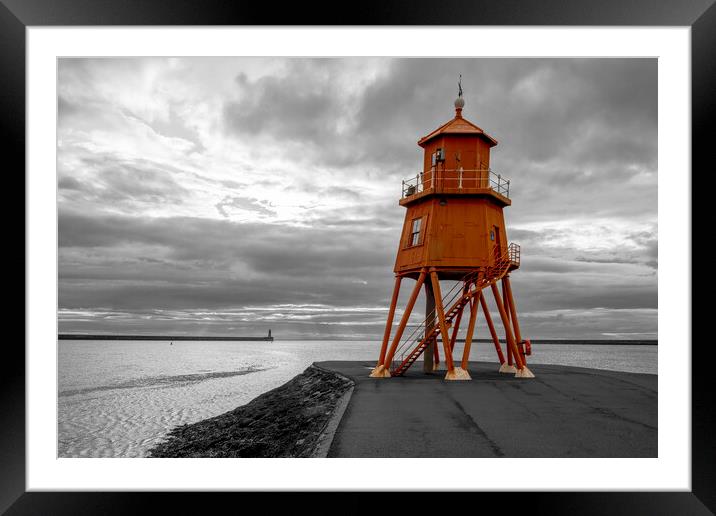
[418,105,498,148]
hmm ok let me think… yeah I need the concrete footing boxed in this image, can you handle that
[444,367,472,381]
[515,366,535,378]
[369,365,391,378]
[499,363,517,374]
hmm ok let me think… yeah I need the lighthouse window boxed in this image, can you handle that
[409,217,422,246]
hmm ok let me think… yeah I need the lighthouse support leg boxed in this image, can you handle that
[502,281,515,368]
[430,270,469,381]
[371,276,402,377]
[503,276,527,366]
[429,271,454,371]
[461,294,479,371]
[378,271,427,377]
[449,283,470,352]
[491,283,534,378]
[433,334,440,370]
[479,292,508,370]
[424,281,437,372]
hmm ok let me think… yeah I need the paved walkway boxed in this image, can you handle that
[318,361,657,458]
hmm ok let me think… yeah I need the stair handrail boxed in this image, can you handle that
[389,277,468,371]
[390,244,519,375]
[391,272,481,372]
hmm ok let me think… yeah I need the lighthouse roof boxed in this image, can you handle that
[418,112,498,148]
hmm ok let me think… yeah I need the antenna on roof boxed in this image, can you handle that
[454,74,465,116]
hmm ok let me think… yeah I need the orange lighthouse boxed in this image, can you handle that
[371,82,534,380]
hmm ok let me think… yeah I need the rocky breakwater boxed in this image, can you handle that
[148,364,354,458]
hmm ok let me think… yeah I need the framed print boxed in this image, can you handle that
[5,0,715,513]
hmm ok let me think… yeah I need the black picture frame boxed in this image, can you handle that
[4,0,714,514]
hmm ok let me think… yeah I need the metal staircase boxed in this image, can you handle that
[389,243,519,376]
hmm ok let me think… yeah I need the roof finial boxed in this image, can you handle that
[454,74,465,117]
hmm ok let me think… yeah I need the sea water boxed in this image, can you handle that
[58,339,657,457]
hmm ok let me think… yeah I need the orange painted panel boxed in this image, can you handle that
[394,196,509,274]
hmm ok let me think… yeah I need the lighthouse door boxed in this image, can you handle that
[493,226,502,260]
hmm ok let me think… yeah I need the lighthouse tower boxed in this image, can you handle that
[371,82,534,380]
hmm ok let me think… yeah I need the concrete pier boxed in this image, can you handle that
[320,361,657,458]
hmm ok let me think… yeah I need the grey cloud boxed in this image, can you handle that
[573,256,642,266]
[59,155,190,206]
[506,224,657,270]
[220,57,658,241]
[58,176,84,191]
[130,103,206,153]
[224,61,353,165]
[58,95,81,119]
[58,210,395,289]
[279,182,365,203]
[227,69,334,141]
[222,59,656,176]
[58,57,658,338]
[57,208,656,339]
[215,196,276,218]
[97,164,189,203]
[218,179,246,189]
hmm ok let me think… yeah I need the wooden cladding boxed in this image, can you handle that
[394,197,508,273]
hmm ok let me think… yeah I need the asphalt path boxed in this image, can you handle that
[319,360,657,458]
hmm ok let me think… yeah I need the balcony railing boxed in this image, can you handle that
[508,242,520,267]
[401,168,510,200]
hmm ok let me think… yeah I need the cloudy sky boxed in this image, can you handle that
[57,58,657,340]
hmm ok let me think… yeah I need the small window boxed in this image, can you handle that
[409,217,422,247]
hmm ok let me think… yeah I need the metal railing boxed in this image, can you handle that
[401,168,510,199]
[389,278,469,374]
[388,242,522,375]
[508,242,520,267]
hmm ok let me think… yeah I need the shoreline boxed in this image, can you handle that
[58,336,657,345]
[147,364,354,458]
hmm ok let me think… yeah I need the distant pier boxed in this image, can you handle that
[58,333,274,342]
[449,338,657,346]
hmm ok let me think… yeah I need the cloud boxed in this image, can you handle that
[57,57,658,339]
[215,196,276,218]
[57,208,657,338]
[57,155,191,211]
[59,210,392,267]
